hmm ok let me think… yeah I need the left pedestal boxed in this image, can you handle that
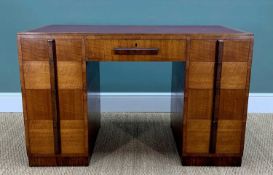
[17,36,100,166]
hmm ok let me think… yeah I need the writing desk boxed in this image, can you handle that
[17,25,253,166]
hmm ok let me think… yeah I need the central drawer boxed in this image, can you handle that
[86,39,186,61]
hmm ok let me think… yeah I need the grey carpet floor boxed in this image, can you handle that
[0,113,273,175]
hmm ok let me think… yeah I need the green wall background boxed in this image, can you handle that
[0,0,272,92]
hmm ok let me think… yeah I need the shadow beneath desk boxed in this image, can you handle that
[90,113,180,165]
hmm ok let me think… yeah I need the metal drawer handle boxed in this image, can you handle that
[113,48,159,55]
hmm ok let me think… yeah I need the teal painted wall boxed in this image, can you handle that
[0,0,272,92]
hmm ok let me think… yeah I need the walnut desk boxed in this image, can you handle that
[17,25,254,166]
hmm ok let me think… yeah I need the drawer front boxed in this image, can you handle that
[86,40,186,61]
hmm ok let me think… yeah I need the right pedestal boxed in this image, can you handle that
[171,38,253,166]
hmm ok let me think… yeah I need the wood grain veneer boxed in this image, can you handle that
[25,90,52,120]
[55,39,83,61]
[86,39,186,61]
[28,120,55,154]
[221,62,248,89]
[57,61,83,89]
[17,25,254,167]
[189,40,216,62]
[21,38,49,61]
[23,61,51,89]
[188,62,215,89]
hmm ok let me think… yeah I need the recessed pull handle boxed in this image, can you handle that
[113,48,159,55]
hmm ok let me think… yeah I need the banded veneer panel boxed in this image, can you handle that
[58,90,85,120]
[222,40,250,62]
[221,62,248,89]
[216,120,243,154]
[186,120,211,131]
[57,61,83,89]
[56,39,83,61]
[185,120,211,153]
[190,40,216,62]
[60,120,86,154]
[21,38,49,61]
[28,120,55,154]
[23,61,51,89]
[187,89,213,119]
[188,62,215,89]
[218,90,246,120]
[25,90,52,120]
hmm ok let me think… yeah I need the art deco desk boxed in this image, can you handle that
[17,25,253,166]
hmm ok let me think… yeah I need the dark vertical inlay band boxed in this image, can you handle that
[48,40,61,154]
[209,40,224,153]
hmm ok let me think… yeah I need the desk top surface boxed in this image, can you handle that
[19,25,252,35]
